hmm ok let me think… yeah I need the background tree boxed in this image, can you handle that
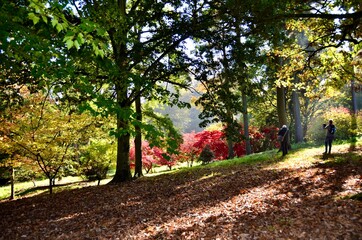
[1,90,94,194]
[80,138,115,185]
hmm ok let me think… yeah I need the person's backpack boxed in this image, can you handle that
[329,125,336,134]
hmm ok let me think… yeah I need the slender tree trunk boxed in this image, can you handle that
[292,88,303,143]
[242,93,252,155]
[226,106,234,159]
[351,80,358,115]
[227,133,234,159]
[49,178,53,194]
[301,95,310,139]
[134,94,143,178]
[10,166,14,200]
[277,85,291,150]
[350,80,358,150]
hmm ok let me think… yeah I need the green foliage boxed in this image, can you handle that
[143,108,183,155]
[307,107,362,142]
[0,167,11,185]
[2,0,361,184]
[80,139,115,183]
[349,193,362,201]
[14,166,43,183]
[0,90,102,192]
[208,150,277,169]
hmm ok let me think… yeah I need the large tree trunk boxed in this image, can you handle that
[111,119,132,183]
[222,45,235,160]
[110,0,132,182]
[242,93,252,155]
[110,91,133,183]
[134,94,143,178]
[277,86,288,127]
[110,87,132,183]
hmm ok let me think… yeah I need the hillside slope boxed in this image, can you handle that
[0,144,361,239]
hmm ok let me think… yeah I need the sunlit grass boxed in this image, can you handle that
[209,149,279,168]
[1,138,360,201]
[0,176,109,201]
[268,139,362,169]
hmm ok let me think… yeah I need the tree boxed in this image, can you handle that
[282,2,362,53]
[4,0,360,186]
[179,132,199,167]
[275,9,361,142]
[193,130,228,160]
[80,138,115,185]
[198,144,214,164]
[192,0,293,156]
[192,18,244,159]
[0,90,94,194]
[23,0,216,183]
[133,90,143,178]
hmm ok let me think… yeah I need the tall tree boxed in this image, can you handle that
[24,0,214,182]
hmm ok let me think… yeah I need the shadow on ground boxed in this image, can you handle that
[0,147,361,239]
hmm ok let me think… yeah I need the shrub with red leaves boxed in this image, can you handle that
[130,125,279,171]
[193,130,228,160]
[130,141,177,172]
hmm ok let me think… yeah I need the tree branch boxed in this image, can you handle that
[282,10,362,20]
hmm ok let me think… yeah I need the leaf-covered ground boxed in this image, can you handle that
[0,145,361,239]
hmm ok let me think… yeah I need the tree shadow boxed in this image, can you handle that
[0,149,360,239]
[13,180,97,197]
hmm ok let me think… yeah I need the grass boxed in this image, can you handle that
[1,138,361,201]
[349,192,362,200]
[0,176,111,201]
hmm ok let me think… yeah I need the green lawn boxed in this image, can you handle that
[1,138,360,201]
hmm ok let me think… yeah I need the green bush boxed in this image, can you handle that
[307,107,362,142]
[15,166,43,183]
[82,165,109,183]
[198,144,214,164]
[0,167,11,185]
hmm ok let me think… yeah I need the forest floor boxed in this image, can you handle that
[0,143,361,239]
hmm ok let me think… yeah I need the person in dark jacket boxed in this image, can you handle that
[277,125,289,156]
[323,119,336,154]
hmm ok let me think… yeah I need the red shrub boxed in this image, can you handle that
[130,125,279,171]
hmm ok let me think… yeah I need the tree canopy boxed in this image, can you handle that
[0,0,361,183]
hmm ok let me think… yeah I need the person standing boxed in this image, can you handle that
[323,119,336,154]
[277,125,289,156]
